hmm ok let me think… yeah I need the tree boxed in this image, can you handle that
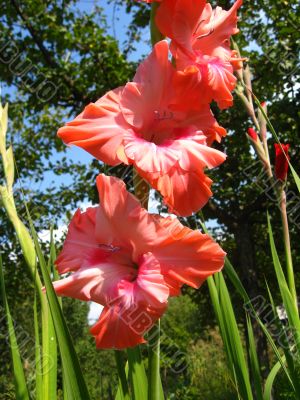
[0,0,299,396]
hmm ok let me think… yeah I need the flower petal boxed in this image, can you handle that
[57,88,128,166]
[121,252,169,309]
[169,91,227,144]
[90,304,148,349]
[123,130,180,173]
[90,253,168,349]
[153,218,226,291]
[171,133,226,171]
[120,41,173,130]
[192,1,243,61]
[52,262,135,305]
[142,166,213,216]
[96,174,168,259]
[133,40,172,99]
[156,0,207,54]
[55,207,107,274]
[156,0,242,109]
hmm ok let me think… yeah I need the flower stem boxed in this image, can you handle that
[114,351,130,400]
[148,320,163,400]
[132,6,164,397]
[127,347,148,400]
[279,188,297,309]
[133,169,150,209]
[236,72,297,307]
[133,169,162,399]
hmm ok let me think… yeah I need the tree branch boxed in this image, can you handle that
[10,0,87,104]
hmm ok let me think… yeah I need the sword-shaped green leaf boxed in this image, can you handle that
[0,254,30,400]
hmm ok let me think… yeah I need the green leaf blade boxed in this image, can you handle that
[0,254,30,400]
[26,212,91,400]
[127,346,148,400]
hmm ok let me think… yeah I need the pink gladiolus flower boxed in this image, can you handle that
[155,0,243,109]
[51,174,225,349]
[58,41,226,216]
[274,143,290,182]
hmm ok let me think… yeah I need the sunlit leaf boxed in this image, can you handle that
[246,315,263,400]
[26,209,91,400]
[0,254,30,400]
[127,347,148,400]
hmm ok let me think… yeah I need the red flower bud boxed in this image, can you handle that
[274,143,290,182]
[247,127,258,141]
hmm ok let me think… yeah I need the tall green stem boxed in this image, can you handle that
[235,82,297,310]
[133,168,162,399]
[145,5,165,398]
[133,169,149,209]
[0,103,57,396]
[279,189,297,309]
[127,347,148,400]
[115,351,130,400]
[147,321,162,400]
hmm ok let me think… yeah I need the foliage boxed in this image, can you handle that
[186,329,238,400]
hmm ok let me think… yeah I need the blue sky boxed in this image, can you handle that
[79,0,150,61]
[33,1,151,194]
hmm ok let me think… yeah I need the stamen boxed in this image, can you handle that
[154,110,174,121]
[68,240,121,253]
[98,244,120,253]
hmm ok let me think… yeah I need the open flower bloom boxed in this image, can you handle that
[155,0,243,109]
[58,41,226,216]
[274,143,290,182]
[51,174,225,349]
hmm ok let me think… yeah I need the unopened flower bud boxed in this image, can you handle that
[247,127,258,142]
[274,143,290,182]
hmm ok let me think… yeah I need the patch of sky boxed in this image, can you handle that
[78,0,150,61]
[37,1,149,194]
